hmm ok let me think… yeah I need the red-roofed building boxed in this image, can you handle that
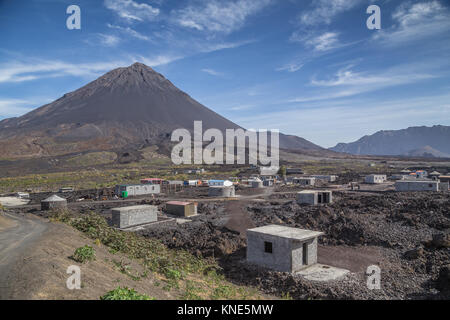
[141,178,165,185]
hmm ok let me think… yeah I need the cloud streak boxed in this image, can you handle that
[104,0,160,22]
[374,0,450,45]
[172,0,272,34]
[0,56,180,84]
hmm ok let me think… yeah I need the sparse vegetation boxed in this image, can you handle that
[71,245,96,263]
[65,212,265,300]
[100,287,154,300]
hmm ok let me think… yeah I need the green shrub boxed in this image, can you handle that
[72,245,96,263]
[70,213,215,276]
[100,287,153,300]
[48,208,72,223]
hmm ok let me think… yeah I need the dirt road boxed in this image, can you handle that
[0,212,48,299]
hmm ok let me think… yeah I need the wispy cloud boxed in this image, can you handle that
[288,64,437,103]
[172,0,272,35]
[201,68,224,76]
[374,0,450,45]
[298,0,363,26]
[235,93,450,147]
[104,0,160,22]
[96,33,121,47]
[107,23,150,41]
[0,56,180,84]
[306,32,340,52]
[276,62,303,73]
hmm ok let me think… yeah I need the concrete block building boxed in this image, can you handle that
[115,184,160,197]
[246,225,324,273]
[311,175,337,183]
[297,190,333,205]
[166,201,198,217]
[395,180,439,192]
[365,174,387,184]
[208,186,236,197]
[292,177,316,186]
[111,205,158,228]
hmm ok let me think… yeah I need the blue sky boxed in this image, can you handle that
[0,0,449,147]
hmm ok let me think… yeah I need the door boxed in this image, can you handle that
[303,243,308,265]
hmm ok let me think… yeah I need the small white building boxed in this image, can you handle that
[297,190,333,205]
[395,180,439,192]
[365,174,387,184]
[16,192,30,199]
[311,175,337,183]
[246,225,324,273]
[115,184,160,197]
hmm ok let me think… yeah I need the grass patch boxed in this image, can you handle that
[71,245,96,263]
[62,211,266,300]
[100,287,154,300]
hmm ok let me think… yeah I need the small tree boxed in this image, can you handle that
[278,165,287,180]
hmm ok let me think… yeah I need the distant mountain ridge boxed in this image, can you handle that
[330,125,450,158]
[0,63,325,159]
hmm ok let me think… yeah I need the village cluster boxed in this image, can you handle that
[5,164,448,281]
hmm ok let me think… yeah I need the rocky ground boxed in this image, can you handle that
[138,190,450,300]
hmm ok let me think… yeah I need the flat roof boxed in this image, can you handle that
[166,201,193,206]
[111,205,157,211]
[396,180,438,183]
[298,190,331,194]
[247,224,324,241]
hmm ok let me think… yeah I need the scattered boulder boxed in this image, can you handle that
[437,264,450,292]
[425,233,450,249]
[403,247,424,260]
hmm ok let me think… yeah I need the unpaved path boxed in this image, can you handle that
[0,212,48,298]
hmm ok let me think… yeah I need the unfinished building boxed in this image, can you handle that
[208,186,236,197]
[297,190,333,205]
[115,184,160,197]
[165,201,198,217]
[292,177,316,186]
[365,174,387,184]
[395,181,439,192]
[41,195,67,211]
[111,205,158,229]
[311,175,337,182]
[246,225,324,273]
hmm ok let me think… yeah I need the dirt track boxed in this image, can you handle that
[0,212,48,299]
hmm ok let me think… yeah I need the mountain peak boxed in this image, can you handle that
[0,63,324,158]
[128,62,156,72]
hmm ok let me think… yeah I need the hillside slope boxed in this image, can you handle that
[0,63,323,159]
[330,125,450,158]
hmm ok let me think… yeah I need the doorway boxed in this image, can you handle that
[303,243,308,265]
